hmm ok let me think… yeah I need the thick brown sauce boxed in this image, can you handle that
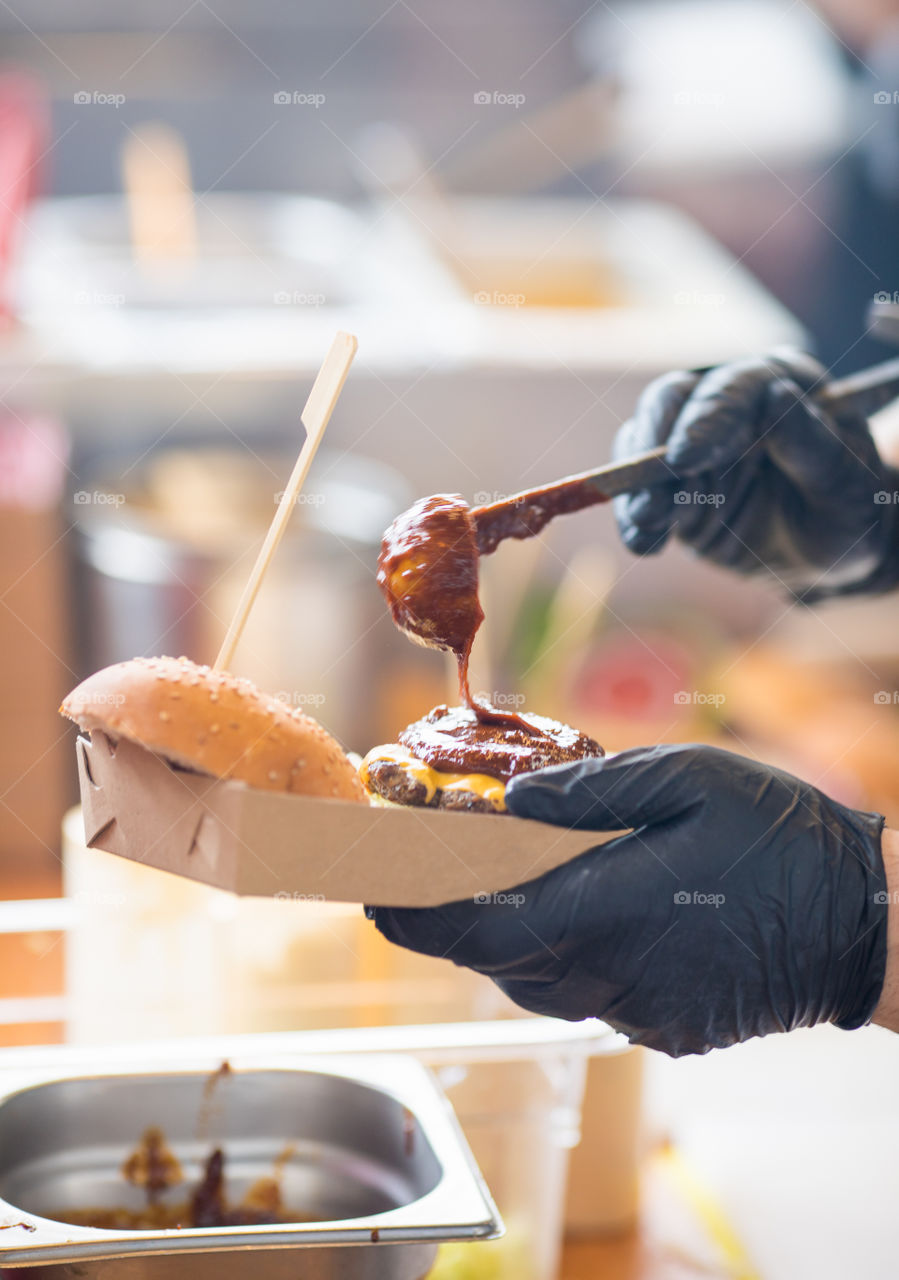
[472,480,611,555]
[56,1135,301,1231]
[400,704,603,782]
[121,1127,182,1204]
[378,480,611,738]
[54,1062,301,1233]
[377,494,482,663]
[378,495,541,734]
[196,1058,232,1140]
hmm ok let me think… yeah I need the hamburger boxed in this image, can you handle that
[360,702,603,814]
[61,655,366,803]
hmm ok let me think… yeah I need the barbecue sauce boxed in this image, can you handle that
[399,704,603,782]
[377,494,540,733]
[122,1127,182,1204]
[54,1062,302,1232]
[56,1140,300,1231]
[472,480,611,555]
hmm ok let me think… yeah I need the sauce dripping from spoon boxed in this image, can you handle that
[377,494,536,731]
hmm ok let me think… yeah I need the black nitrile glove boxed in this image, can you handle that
[368,745,889,1057]
[613,349,899,600]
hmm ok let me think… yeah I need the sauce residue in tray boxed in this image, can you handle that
[56,1136,302,1231]
[51,1061,305,1231]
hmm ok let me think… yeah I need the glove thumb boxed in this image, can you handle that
[506,744,703,831]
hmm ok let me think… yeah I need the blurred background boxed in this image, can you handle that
[3,1,899,1277]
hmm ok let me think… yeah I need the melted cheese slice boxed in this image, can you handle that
[360,743,506,811]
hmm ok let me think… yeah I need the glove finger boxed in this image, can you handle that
[506,744,703,831]
[613,370,704,458]
[368,898,484,960]
[764,381,879,499]
[762,345,827,392]
[369,884,565,975]
[664,351,824,475]
[679,457,773,568]
[612,490,675,555]
[612,371,700,553]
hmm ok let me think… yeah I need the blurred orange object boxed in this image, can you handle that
[716,647,899,822]
[0,414,70,867]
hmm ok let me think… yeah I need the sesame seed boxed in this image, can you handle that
[209,692,218,702]
[210,724,220,734]
[268,770,279,781]
[159,710,170,721]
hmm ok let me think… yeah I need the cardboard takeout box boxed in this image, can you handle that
[75,731,625,907]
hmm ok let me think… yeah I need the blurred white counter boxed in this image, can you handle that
[1,193,803,440]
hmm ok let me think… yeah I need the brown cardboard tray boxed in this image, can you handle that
[75,731,626,907]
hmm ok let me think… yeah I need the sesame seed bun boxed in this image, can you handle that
[60,656,366,802]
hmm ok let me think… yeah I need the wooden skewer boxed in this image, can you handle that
[213,330,358,671]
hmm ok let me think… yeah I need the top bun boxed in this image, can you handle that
[61,655,366,802]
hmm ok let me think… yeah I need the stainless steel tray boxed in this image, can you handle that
[0,1052,501,1278]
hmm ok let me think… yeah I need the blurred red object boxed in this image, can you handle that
[574,631,696,722]
[0,72,49,327]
